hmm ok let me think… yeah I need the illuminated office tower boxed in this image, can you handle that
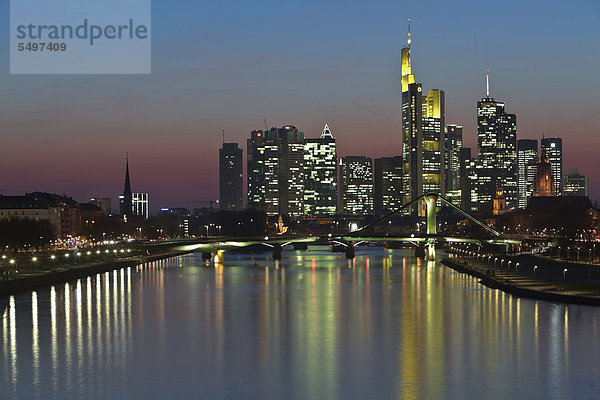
[247,129,279,214]
[247,130,268,210]
[401,20,420,206]
[340,156,373,215]
[219,142,243,211]
[474,70,518,214]
[517,139,538,208]
[564,169,589,197]
[401,19,416,93]
[401,21,445,214]
[247,126,305,217]
[304,124,338,216]
[276,125,305,217]
[402,81,423,205]
[374,156,403,217]
[132,193,149,219]
[541,137,563,195]
[422,89,445,195]
[445,124,463,193]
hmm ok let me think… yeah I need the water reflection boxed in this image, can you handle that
[0,251,599,399]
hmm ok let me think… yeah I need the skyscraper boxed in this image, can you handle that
[400,21,445,213]
[422,89,445,195]
[219,142,243,211]
[517,139,538,208]
[119,155,133,221]
[564,169,589,197]
[474,70,518,214]
[304,124,338,216]
[276,125,305,217]
[541,137,563,195]
[340,156,373,215]
[402,81,423,205]
[401,20,419,207]
[246,125,305,217]
[445,124,463,195]
[374,156,403,217]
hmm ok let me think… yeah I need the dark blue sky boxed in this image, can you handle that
[1,0,599,209]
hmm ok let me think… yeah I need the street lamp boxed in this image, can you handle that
[533,265,537,277]
[563,268,568,282]
[516,262,520,271]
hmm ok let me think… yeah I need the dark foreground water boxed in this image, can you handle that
[2,247,600,400]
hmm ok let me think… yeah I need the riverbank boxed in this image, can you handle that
[442,257,600,306]
[0,250,191,297]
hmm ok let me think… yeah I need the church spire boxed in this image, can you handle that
[124,152,131,194]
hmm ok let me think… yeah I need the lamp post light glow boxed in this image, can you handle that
[564,268,568,282]
[534,265,538,277]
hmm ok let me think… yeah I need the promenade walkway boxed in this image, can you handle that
[445,250,600,305]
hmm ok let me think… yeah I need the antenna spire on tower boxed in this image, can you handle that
[407,19,411,49]
[222,128,225,143]
[486,69,490,97]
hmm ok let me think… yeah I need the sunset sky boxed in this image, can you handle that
[1,0,599,210]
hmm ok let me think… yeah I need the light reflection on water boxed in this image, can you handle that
[0,249,599,399]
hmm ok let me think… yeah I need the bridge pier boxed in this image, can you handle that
[272,244,282,260]
[201,252,212,261]
[345,245,355,259]
[415,245,426,259]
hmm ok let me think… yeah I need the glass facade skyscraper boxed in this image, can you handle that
[517,139,538,208]
[445,124,463,194]
[400,23,445,215]
[304,124,338,216]
[246,126,304,217]
[374,156,403,217]
[340,156,374,215]
[474,74,518,214]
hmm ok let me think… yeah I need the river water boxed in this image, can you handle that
[1,247,600,399]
